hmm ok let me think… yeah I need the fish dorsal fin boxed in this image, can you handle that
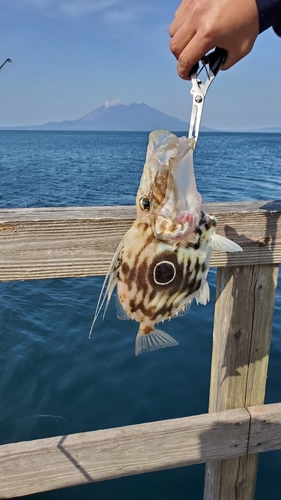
[116,293,132,320]
[196,280,210,306]
[210,233,242,252]
[89,234,126,338]
[135,329,179,356]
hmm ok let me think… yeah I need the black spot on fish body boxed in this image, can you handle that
[149,252,184,293]
[154,261,176,285]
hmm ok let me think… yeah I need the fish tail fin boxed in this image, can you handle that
[135,329,179,356]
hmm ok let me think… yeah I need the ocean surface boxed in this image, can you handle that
[1,130,281,499]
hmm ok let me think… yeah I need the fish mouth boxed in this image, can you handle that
[148,131,202,241]
[153,211,200,242]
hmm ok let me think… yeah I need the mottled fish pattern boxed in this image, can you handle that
[91,130,242,355]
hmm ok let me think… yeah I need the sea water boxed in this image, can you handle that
[0,131,281,500]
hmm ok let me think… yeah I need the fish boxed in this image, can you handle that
[91,129,242,355]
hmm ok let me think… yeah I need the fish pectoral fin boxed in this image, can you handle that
[196,280,210,306]
[210,233,242,252]
[135,329,179,356]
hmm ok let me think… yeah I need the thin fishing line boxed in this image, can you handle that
[0,414,67,435]
[0,199,27,208]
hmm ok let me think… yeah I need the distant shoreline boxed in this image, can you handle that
[0,128,280,133]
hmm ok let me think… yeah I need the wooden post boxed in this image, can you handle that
[204,264,279,500]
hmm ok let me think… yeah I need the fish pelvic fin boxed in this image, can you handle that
[135,329,179,356]
[210,233,242,252]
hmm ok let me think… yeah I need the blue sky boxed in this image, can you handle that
[0,0,280,130]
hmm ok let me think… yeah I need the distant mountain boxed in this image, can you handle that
[4,102,213,132]
[247,127,281,133]
[223,126,281,133]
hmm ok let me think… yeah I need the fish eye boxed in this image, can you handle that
[153,261,176,286]
[139,197,150,211]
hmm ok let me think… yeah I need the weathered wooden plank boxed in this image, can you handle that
[1,403,281,499]
[0,408,250,498]
[248,403,281,454]
[0,200,280,281]
[203,264,279,500]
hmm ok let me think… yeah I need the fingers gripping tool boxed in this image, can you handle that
[188,48,227,146]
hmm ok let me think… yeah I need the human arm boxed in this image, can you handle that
[256,0,281,36]
[169,0,279,79]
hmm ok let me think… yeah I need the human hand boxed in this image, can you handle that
[169,0,259,79]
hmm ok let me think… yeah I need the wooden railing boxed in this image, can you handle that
[0,200,281,499]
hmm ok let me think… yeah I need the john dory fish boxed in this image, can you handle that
[91,130,241,355]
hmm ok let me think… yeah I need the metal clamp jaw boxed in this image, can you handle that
[188,48,226,146]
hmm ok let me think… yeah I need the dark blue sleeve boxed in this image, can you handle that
[256,0,281,36]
